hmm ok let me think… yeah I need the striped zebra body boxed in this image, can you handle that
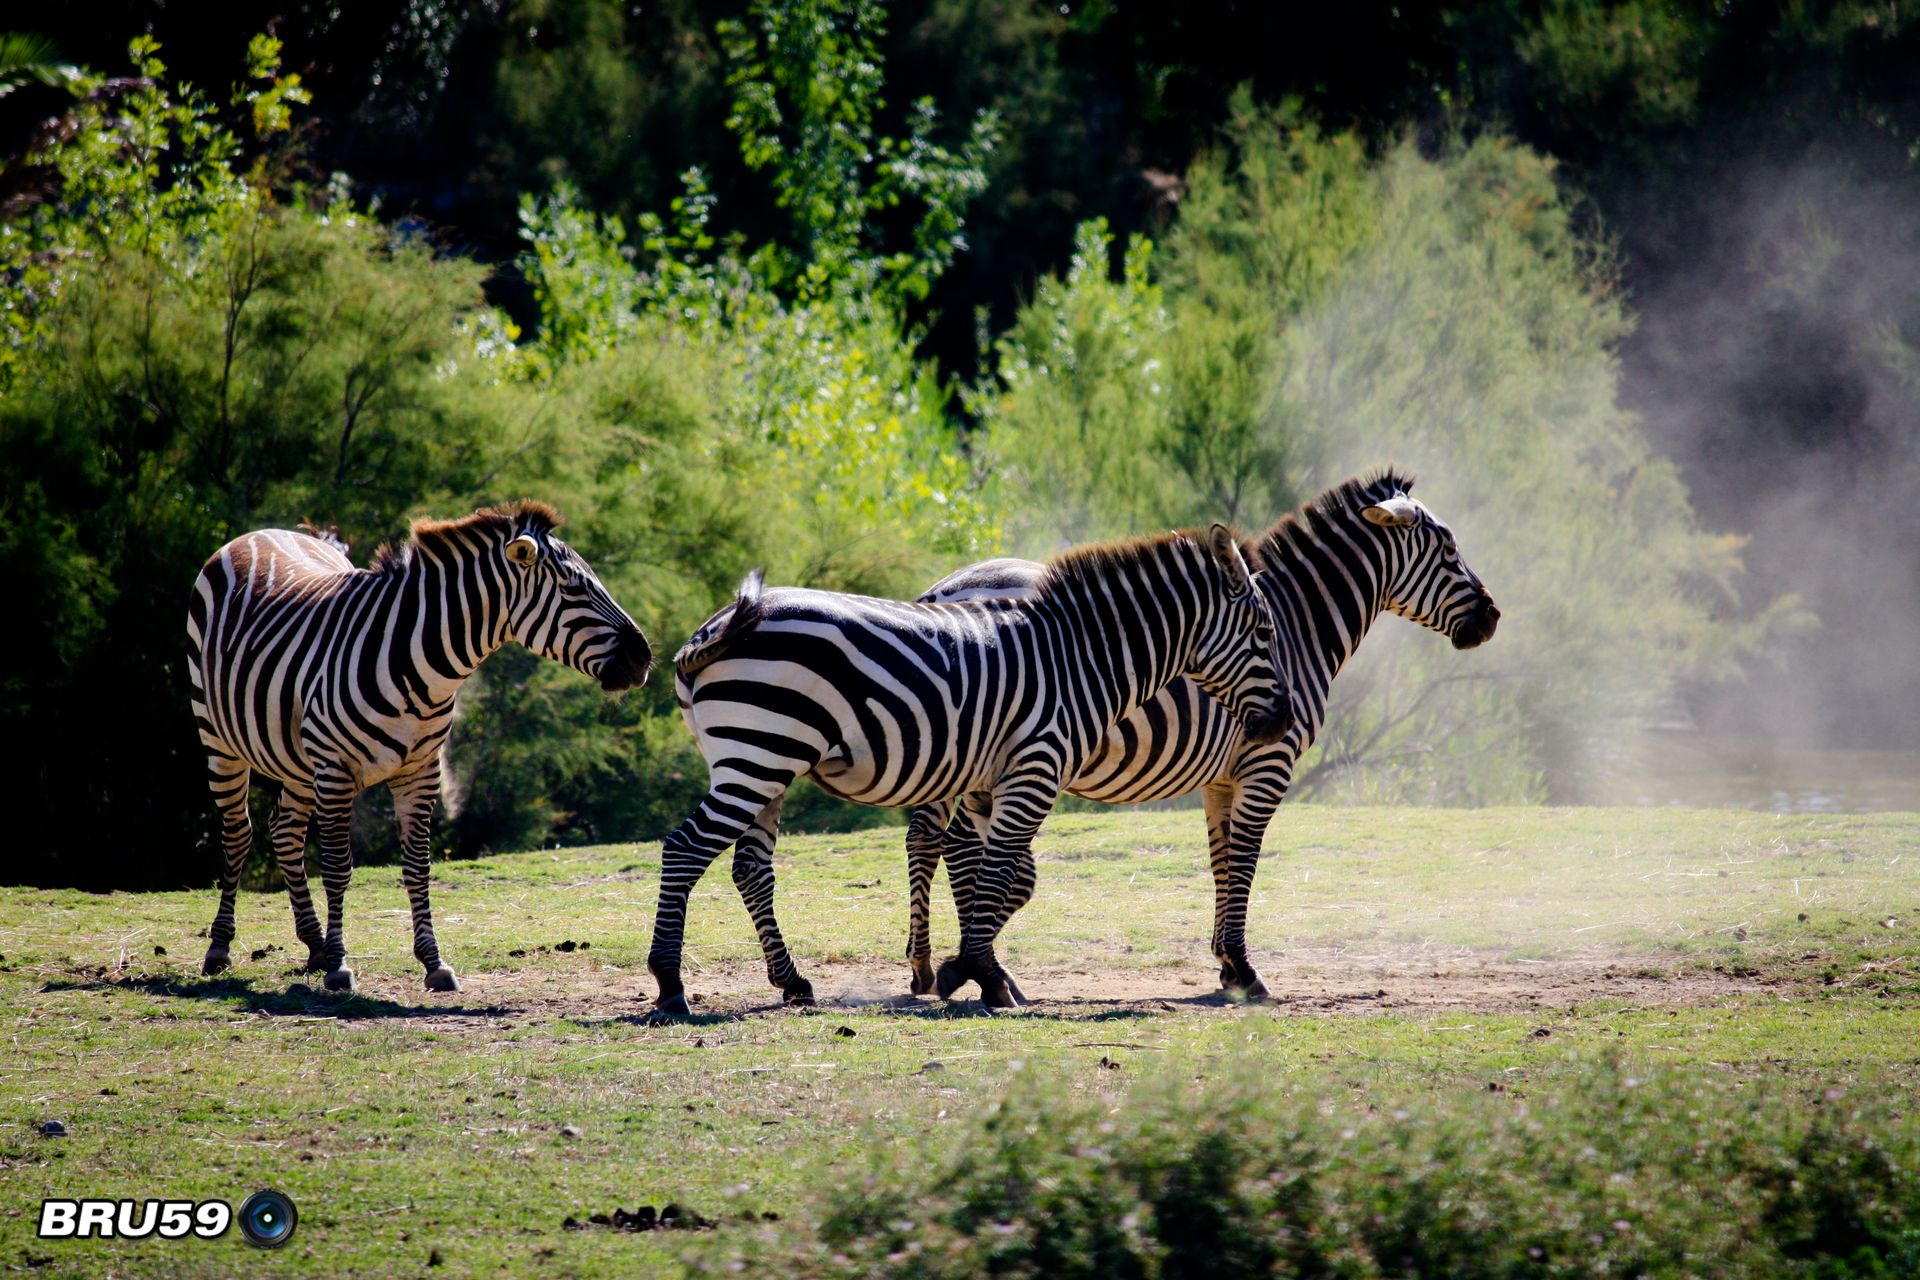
[648,525,1292,1016]
[904,469,1500,998]
[186,503,651,992]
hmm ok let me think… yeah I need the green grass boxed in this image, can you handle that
[1,807,1915,1277]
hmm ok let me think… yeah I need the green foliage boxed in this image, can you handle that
[0,39,516,885]
[716,0,999,304]
[768,1065,1920,1279]
[976,219,1183,550]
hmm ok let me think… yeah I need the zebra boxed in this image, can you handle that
[186,502,652,994]
[646,524,1293,1017]
[904,468,1499,1000]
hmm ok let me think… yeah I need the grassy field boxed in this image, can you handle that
[1,806,1915,1277]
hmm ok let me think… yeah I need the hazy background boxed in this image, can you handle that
[4,1,1916,889]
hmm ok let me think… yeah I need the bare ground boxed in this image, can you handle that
[77,949,1772,1032]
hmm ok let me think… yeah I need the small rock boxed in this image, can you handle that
[250,948,271,961]
[560,1124,583,1139]
[152,945,167,957]
[1487,1081,1505,1092]
[1798,912,1810,922]
[919,1061,945,1074]
[1529,1027,1553,1039]
[1733,928,1748,941]
[834,1025,856,1038]
[579,941,591,950]
[691,1037,706,1048]
[99,1088,117,1096]
[38,1120,66,1137]
[555,940,577,953]
[588,1213,612,1227]
[1097,1056,1121,1071]
[562,1216,583,1231]
[428,1248,444,1267]
[1880,917,1900,930]
[508,949,527,958]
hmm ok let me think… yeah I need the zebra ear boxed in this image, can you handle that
[505,533,542,567]
[1208,523,1255,600]
[1361,495,1421,528]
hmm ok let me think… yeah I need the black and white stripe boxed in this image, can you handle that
[186,502,651,992]
[904,469,1499,997]
[647,525,1293,1015]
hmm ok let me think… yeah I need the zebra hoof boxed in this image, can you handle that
[304,950,329,973]
[979,972,1023,1010]
[1219,961,1270,1000]
[782,978,816,1006]
[424,966,460,993]
[908,957,937,996]
[201,949,231,977]
[323,967,355,993]
[932,957,971,1000]
[646,993,692,1024]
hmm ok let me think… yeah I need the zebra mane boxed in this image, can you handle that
[1249,466,1416,567]
[1033,528,1219,599]
[371,500,564,575]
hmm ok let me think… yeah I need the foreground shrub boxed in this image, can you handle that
[717,1064,1920,1278]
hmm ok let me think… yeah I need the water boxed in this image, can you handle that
[1595,732,1920,813]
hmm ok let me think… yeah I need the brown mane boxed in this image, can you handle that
[1033,527,1222,598]
[1249,466,1416,568]
[371,500,563,575]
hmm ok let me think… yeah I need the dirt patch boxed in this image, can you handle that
[167,950,1773,1030]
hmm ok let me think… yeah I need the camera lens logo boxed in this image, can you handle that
[236,1190,297,1249]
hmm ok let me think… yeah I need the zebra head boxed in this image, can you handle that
[499,510,654,692]
[1359,488,1500,650]
[1185,524,1294,746]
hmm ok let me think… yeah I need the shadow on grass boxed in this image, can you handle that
[41,972,514,1020]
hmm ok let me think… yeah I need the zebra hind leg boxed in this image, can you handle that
[904,802,952,995]
[200,755,254,977]
[730,794,814,1006]
[648,775,794,1021]
[267,784,325,972]
[313,773,359,992]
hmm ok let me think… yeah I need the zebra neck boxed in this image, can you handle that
[1032,572,1197,731]
[387,550,514,707]
[1259,522,1392,720]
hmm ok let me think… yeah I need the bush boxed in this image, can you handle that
[721,1063,1920,1278]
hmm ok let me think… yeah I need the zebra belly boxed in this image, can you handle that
[1066,679,1242,805]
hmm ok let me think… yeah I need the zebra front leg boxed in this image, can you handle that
[313,772,360,993]
[267,783,325,972]
[932,796,1029,1002]
[648,774,792,1020]
[392,763,458,993]
[199,755,253,977]
[1205,782,1282,997]
[1201,783,1248,992]
[1215,790,1281,999]
[939,778,1052,1009]
[904,802,952,995]
[730,795,814,1006]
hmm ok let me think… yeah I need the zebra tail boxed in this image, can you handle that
[674,569,767,677]
[299,521,350,556]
